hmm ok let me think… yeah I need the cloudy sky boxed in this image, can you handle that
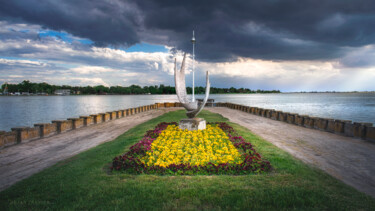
[1,0,375,92]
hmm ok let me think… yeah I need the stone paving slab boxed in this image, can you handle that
[0,108,178,192]
[207,107,375,198]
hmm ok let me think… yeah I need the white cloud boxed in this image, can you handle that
[69,66,117,74]
[0,58,48,67]
[0,21,375,91]
[68,77,109,86]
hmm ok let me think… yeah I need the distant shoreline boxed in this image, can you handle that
[1,91,375,96]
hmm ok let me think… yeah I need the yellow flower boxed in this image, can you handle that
[141,125,242,167]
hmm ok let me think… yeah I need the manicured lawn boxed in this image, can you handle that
[1,110,374,210]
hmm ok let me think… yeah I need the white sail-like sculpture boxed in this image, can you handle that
[174,53,210,119]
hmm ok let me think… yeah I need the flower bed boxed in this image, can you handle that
[112,122,271,175]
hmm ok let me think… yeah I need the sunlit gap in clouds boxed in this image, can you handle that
[38,30,93,45]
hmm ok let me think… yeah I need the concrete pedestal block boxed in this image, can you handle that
[286,113,297,124]
[11,127,30,143]
[52,120,73,133]
[179,118,206,131]
[164,103,174,108]
[261,109,267,117]
[250,107,256,114]
[306,117,317,128]
[0,131,17,148]
[303,116,311,128]
[334,120,344,134]
[315,118,328,130]
[110,111,117,120]
[98,114,105,122]
[35,123,57,137]
[271,111,279,120]
[117,110,123,118]
[334,120,351,135]
[80,116,93,126]
[295,115,304,126]
[366,126,375,141]
[266,110,273,118]
[102,113,111,122]
[90,114,99,124]
[344,122,354,137]
[68,118,84,129]
[327,119,335,133]
[353,122,373,139]
[279,112,287,122]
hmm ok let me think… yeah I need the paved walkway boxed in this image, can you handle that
[0,108,178,191]
[2,107,375,198]
[207,107,375,198]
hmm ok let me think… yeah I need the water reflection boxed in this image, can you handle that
[0,93,374,131]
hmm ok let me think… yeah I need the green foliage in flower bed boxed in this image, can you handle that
[1,110,375,210]
[112,122,271,175]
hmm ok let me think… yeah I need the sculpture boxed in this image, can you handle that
[174,53,210,118]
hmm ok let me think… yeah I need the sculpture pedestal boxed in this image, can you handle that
[179,118,206,131]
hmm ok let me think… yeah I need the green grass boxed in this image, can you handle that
[1,110,374,210]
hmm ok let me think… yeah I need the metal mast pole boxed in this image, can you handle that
[191,30,196,102]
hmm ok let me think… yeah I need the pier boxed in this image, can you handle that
[1,103,375,198]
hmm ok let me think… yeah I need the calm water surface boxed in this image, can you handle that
[0,93,374,131]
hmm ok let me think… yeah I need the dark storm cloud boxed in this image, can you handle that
[1,0,375,62]
[0,0,141,46]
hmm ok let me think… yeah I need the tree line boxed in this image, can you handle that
[1,80,281,95]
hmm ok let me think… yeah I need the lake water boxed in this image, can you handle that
[0,93,374,131]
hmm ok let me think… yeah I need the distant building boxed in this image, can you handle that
[54,89,71,95]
